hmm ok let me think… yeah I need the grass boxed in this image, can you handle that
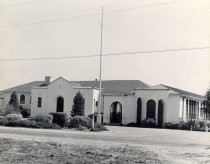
[0,137,161,164]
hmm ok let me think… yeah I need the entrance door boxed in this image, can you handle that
[110,101,122,124]
[57,96,64,112]
[146,100,156,119]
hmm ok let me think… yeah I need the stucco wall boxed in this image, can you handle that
[31,88,48,116]
[168,94,182,123]
[47,78,74,116]
[103,95,136,124]
[31,78,98,117]
[135,89,170,124]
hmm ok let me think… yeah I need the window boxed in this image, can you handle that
[37,97,42,107]
[20,94,25,104]
[95,101,98,107]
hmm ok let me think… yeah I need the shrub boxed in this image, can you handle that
[32,114,53,123]
[5,114,22,121]
[165,122,179,129]
[91,123,108,131]
[20,108,31,118]
[49,112,67,127]
[141,118,157,128]
[127,122,137,127]
[0,116,6,125]
[67,116,92,129]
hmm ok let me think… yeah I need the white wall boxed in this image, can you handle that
[103,94,136,124]
[31,87,48,116]
[168,94,182,123]
[135,89,170,124]
[47,78,74,116]
[31,77,98,117]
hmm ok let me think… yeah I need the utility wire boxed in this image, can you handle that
[0,46,209,62]
[105,0,189,14]
[0,0,190,28]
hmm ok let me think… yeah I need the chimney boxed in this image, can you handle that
[45,76,51,85]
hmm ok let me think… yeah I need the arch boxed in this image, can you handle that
[110,101,122,124]
[20,94,25,104]
[158,100,164,127]
[146,99,156,119]
[57,96,64,112]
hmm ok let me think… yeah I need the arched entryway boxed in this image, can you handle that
[146,100,156,119]
[57,96,64,112]
[110,101,122,124]
[158,100,164,127]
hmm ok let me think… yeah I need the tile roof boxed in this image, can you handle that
[72,80,150,93]
[161,84,204,99]
[2,81,45,92]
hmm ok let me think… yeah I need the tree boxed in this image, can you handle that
[136,98,142,126]
[202,88,210,132]
[71,92,85,117]
[202,88,210,120]
[5,91,20,115]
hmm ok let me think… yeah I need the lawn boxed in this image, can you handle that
[0,126,209,164]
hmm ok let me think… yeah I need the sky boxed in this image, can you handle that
[0,0,209,95]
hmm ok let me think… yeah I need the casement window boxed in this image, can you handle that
[37,97,42,108]
[20,94,25,104]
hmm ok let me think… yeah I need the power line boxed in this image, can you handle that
[0,13,101,28]
[0,46,209,62]
[105,0,189,14]
[0,0,190,28]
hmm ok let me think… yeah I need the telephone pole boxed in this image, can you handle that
[98,6,104,123]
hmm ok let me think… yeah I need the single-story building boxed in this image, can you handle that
[0,76,207,127]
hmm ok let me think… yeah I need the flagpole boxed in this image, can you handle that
[98,6,104,123]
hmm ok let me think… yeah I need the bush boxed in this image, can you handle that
[49,112,67,127]
[5,114,22,121]
[20,108,31,118]
[91,123,108,131]
[141,118,157,128]
[32,114,53,123]
[127,122,137,127]
[165,122,179,129]
[67,116,92,129]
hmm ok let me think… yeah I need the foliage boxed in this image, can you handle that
[141,118,157,128]
[20,106,31,118]
[164,122,179,129]
[127,122,137,127]
[87,113,97,123]
[71,92,85,117]
[31,114,53,124]
[67,116,92,129]
[49,112,67,127]
[0,114,60,129]
[5,92,21,115]
[9,91,20,109]
[90,123,108,131]
[5,114,23,121]
[136,98,142,126]
[202,88,210,119]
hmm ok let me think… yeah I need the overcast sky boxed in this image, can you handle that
[0,0,209,95]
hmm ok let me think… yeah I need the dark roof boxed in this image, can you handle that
[161,84,204,99]
[72,80,150,93]
[2,81,45,92]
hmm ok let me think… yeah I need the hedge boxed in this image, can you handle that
[49,112,67,127]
